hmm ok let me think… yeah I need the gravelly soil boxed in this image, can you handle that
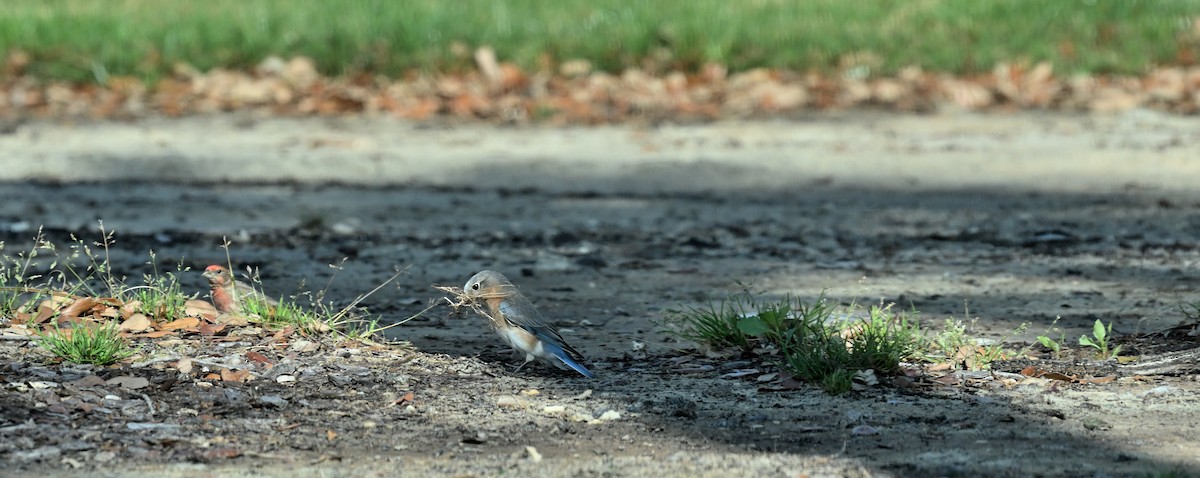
[1,112,1199,477]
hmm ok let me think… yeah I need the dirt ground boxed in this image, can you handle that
[1,111,1199,477]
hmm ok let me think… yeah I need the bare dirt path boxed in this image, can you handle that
[1,111,1198,477]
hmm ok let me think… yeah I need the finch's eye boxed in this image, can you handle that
[471,282,480,290]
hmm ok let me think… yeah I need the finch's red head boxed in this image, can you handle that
[202,264,231,284]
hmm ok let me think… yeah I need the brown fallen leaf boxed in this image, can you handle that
[119,313,152,332]
[1040,372,1077,382]
[132,330,174,339]
[216,314,249,327]
[203,373,221,381]
[59,296,100,319]
[120,300,142,319]
[33,304,57,324]
[1078,375,1116,385]
[393,391,415,406]
[220,368,251,383]
[246,351,271,365]
[176,357,194,374]
[326,429,338,441]
[932,374,959,385]
[160,317,200,331]
[185,299,218,319]
[198,323,227,336]
[202,447,241,460]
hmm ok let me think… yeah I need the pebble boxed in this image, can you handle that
[126,422,180,431]
[542,405,566,414]
[597,410,621,421]
[107,376,150,390]
[13,445,61,461]
[496,396,522,408]
[289,340,319,352]
[258,395,288,408]
[275,375,296,384]
[851,424,880,436]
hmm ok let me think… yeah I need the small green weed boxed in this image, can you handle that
[1079,319,1122,359]
[925,316,1030,371]
[0,228,57,318]
[1035,316,1066,359]
[125,252,190,320]
[36,322,134,365]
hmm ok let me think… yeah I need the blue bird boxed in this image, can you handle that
[462,270,594,378]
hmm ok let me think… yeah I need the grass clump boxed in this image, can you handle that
[1,0,1197,84]
[665,291,922,394]
[36,322,134,365]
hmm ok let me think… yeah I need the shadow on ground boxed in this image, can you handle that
[1,167,1198,476]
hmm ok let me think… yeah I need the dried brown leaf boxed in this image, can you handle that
[198,323,227,336]
[246,351,271,365]
[220,369,251,383]
[59,297,100,319]
[120,300,142,319]
[160,317,200,331]
[119,313,152,332]
[176,357,193,374]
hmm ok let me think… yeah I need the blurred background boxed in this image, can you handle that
[2,0,1199,119]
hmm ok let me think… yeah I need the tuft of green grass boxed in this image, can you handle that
[665,291,921,394]
[662,294,755,352]
[781,302,922,394]
[36,321,134,365]
[1,0,1197,84]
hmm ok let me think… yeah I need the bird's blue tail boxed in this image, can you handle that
[544,343,594,378]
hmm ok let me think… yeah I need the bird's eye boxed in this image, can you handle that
[471,282,480,290]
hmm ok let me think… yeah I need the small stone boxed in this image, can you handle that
[542,405,566,414]
[289,340,319,353]
[258,395,288,408]
[106,376,150,390]
[126,422,180,431]
[93,451,116,463]
[525,446,543,463]
[597,410,621,421]
[851,424,880,436]
[14,445,61,461]
[28,381,59,390]
[496,395,522,409]
[275,375,296,384]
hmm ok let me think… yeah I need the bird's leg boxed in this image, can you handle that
[511,354,536,373]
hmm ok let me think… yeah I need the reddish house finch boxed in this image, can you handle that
[202,265,277,314]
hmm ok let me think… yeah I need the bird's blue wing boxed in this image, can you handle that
[499,295,593,378]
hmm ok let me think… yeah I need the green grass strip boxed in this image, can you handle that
[2,0,1198,84]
